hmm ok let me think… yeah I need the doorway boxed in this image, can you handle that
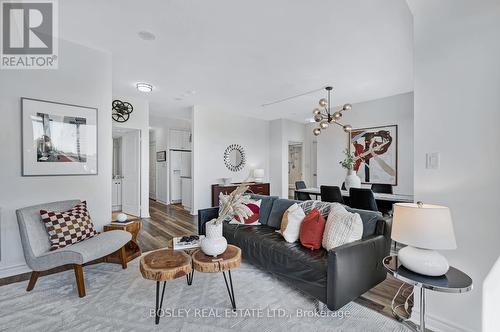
[288,142,303,199]
[312,141,318,187]
[149,140,156,200]
[112,128,141,218]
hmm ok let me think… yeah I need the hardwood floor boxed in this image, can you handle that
[0,198,411,323]
[138,200,197,252]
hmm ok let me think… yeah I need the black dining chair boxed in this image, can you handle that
[349,188,378,212]
[320,186,344,204]
[295,181,311,201]
[341,182,346,190]
[371,183,393,194]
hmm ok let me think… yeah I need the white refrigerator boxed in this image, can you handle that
[170,150,191,204]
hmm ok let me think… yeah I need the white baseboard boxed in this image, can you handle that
[411,307,475,332]
[0,263,30,279]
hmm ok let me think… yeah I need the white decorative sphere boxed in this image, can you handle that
[117,213,127,222]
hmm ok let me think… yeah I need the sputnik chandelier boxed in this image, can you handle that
[312,86,353,136]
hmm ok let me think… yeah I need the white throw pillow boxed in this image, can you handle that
[278,203,306,243]
[322,203,363,250]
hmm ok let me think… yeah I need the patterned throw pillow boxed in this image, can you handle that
[229,199,262,225]
[40,201,98,251]
[322,203,363,251]
[299,200,332,219]
[278,203,305,243]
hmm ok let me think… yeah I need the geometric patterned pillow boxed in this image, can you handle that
[40,201,98,251]
[299,200,332,220]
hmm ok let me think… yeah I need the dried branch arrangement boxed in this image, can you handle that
[213,184,253,225]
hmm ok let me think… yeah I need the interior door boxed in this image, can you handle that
[121,130,141,216]
[312,141,318,187]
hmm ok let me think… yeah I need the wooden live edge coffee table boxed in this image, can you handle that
[191,245,242,311]
[139,249,193,325]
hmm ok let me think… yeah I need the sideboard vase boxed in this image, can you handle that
[201,221,227,257]
[345,169,361,191]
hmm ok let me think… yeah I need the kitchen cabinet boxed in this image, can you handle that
[181,151,191,177]
[169,129,191,150]
[182,131,192,150]
[181,177,192,211]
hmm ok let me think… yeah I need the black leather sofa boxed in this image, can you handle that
[198,195,391,310]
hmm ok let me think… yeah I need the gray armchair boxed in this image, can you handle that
[16,200,132,297]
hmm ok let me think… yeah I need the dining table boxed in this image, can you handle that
[294,187,414,204]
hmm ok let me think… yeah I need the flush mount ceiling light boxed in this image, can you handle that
[312,86,353,136]
[138,31,156,41]
[136,83,153,93]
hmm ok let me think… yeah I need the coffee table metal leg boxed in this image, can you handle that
[222,270,236,311]
[155,281,167,325]
[186,270,194,286]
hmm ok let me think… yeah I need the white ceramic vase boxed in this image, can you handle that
[345,169,361,190]
[201,221,228,257]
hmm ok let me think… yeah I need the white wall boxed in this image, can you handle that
[192,107,269,213]
[269,120,284,197]
[0,40,112,277]
[408,1,500,331]
[112,97,150,218]
[316,92,414,195]
[149,115,191,204]
[269,119,307,198]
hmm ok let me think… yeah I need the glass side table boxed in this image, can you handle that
[383,255,472,332]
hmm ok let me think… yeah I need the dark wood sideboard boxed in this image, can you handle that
[211,183,270,207]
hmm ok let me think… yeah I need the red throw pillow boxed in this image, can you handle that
[299,208,326,250]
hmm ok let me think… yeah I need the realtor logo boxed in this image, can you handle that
[1,0,58,69]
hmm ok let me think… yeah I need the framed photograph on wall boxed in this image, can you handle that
[350,125,398,185]
[156,151,166,162]
[22,98,98,176]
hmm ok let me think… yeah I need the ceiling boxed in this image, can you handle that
[60,0,414,122]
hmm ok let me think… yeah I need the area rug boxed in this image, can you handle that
[0,258,410,331]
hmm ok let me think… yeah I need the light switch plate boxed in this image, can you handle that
[426,152,440,169]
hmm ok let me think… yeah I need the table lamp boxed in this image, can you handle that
[391,202,457,276]
[253,169,264,183]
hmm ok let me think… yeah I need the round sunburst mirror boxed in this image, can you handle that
[224,144,246,172]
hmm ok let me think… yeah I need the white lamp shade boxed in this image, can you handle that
[391,203,457,250]
[253,169,264,178]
